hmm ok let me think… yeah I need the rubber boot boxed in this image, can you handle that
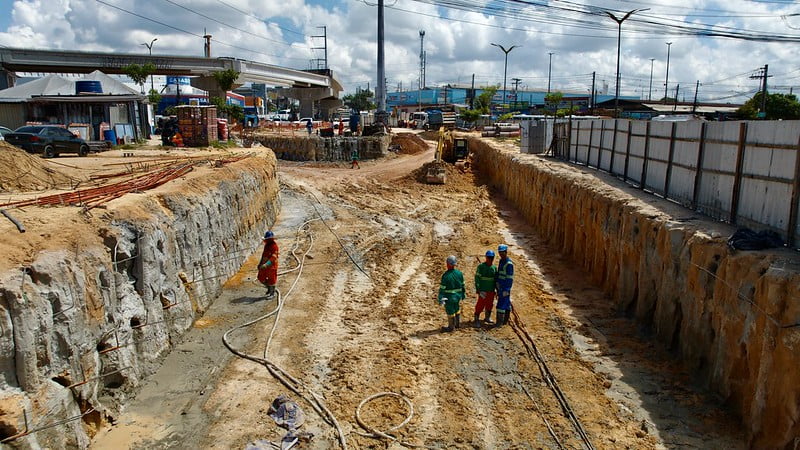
[454,313,461,330]
[266,285,275,299]
[483,309,494,325]
[441,316,455,333]
[503,309,511,325]
[495,311,506,328]
[473,313,481,328]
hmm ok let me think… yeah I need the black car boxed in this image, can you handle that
[5,125,90,157]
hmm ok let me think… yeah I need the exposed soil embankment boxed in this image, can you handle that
[469,137,800,447]
[253,133,390,161]
[0,151,280,448]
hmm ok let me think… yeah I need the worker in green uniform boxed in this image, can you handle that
[437,255,465,332]
[473,250,498,328]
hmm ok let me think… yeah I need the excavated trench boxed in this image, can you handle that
[0,152,280,448]
[0,136,798,448]
[468,137,800,448]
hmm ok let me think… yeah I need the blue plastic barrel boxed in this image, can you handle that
[103,129,117,144]
[76,80,102,94]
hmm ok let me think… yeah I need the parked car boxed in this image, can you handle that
[0,126,12,141]
[4,125,90,157]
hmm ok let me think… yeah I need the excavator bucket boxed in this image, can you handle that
[426,163,447,184]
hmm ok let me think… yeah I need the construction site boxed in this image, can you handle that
[0,123,798,450]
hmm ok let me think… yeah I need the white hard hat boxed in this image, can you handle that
[446,255,457,265]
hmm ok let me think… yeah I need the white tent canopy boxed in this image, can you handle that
[0,71,143,102]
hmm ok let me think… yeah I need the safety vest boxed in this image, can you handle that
[438,269,465,302]
[497,258,514,288]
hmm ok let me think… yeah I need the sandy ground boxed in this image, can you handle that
[75,136,745,449]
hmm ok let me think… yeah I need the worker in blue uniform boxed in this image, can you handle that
[495,244,514,327]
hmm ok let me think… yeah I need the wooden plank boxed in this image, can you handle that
[664,122,678,198]
[623,120,632,181]
[730,122,748,224]
[641,121,651,188]
[787,133,800,247]
[609,119,618,175]
[692,122,707,209]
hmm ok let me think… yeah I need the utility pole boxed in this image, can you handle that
[311,26,328,70]
[141,37,157,93]
[491,43,520,113]
[692,80,700,113]
[673,84,679,112]
[591,71,596,114]
[663,42,672,104]
[512,77,522,109]
[470,73,475,109]
[376,0,386,116]
[749,64,772,118]
[203,29,212,58]
[648,58,655,101]
[547,52,554,93]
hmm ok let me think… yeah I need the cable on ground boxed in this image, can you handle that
[354,392,429,448]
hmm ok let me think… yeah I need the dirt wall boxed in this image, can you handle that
[469,137,800,448]
[0,152,280,448]
[254,134,390,161]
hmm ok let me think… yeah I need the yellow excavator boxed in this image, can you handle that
[425,128,469,184]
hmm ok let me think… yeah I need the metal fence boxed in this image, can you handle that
[555,119,800,248]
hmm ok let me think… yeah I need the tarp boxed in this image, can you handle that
[0,71,144,103]
[0,74,73,102]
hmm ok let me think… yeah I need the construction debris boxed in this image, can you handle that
[0,141,76,192]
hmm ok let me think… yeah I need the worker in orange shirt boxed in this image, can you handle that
[257,230,279,299]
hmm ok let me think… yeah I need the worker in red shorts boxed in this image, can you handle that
[257,230,279,299]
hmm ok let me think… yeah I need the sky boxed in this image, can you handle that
[1,0,800,103]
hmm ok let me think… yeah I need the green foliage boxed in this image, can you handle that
[212,69,240,92]
[147,88,161,105]
[460,109,482,122]
[343,90,376,112]
[210,140,234,149]
[737,92,800,120]
[210,96,244,122]
[164,106,177,116]
[498,112,517,122]
[474,86,498,114]
[544,91,564,115]
[556,106,580,118]
[123,63,156,88]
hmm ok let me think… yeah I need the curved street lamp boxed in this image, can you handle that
[141,38,158,93]
[491,42,519,113]
[605,8,648,117]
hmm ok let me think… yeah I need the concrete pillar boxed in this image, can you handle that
[280,87,339,120]
[0,69,16,90]
[190,75,243,101]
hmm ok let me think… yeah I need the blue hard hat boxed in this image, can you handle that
[264,230,274,239]
[485,250,495,258]
[498,244,508,252]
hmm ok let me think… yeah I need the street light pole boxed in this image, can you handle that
[648,58,655,101]
[141,38,157,93]
[605,8,648,118]
[491,43,519,113]
[547,52,554,93]
[664,42,672,104]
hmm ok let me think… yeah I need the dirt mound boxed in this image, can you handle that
[0,142,76,192]
[406,160,476,192]
[390,133,428,154]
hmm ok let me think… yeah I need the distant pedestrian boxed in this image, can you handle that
[494,244,514,327]
[350,147,360,169]
[306,120,313,135]
[437,255,465,332]
[338,120,344,136]
[473,250,497,328]
[258,231,279,299]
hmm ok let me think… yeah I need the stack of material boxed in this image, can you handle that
[177,106,219,146]
[480,122,520,138]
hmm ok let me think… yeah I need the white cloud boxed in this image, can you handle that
[0,0,799,102]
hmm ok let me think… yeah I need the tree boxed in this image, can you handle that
[544,91,564,115]
[343,89,375,112]
[123,63,156,92]
[460,109,482,123]
[147,88,161,106]
[737,92,800,120]
[473,86,498,114]
[209,96,244,122]
[212,68,240,92]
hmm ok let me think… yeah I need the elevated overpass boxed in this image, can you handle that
[0,47,343,116]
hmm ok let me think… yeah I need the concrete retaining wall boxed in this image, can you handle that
[254,134,391,161]
[0,153,280,448]
[470,137,800,448]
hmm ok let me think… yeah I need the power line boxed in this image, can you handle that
[95,0,309,62]
[213,0,308,37]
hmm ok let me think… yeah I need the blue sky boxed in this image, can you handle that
[2,0,800,103]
